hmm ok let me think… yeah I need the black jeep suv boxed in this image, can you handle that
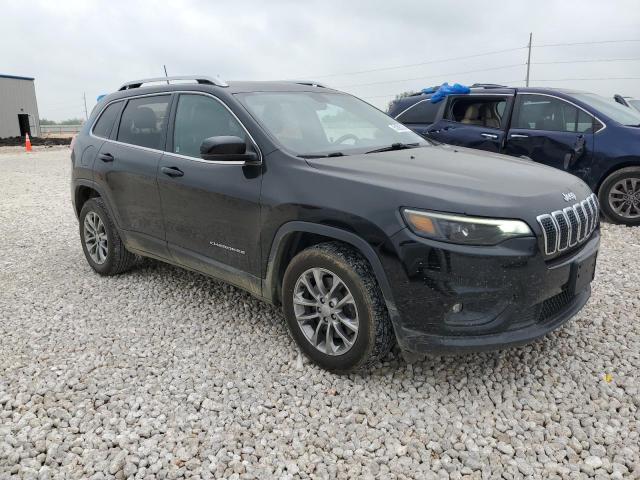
[71,75,600,372]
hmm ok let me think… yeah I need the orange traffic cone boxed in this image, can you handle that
[25,133,32,152]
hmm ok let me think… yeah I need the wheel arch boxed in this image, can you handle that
[594,157,640,194]
[264,221,399,322]
[74,184,101,218]
[73,180,120,227]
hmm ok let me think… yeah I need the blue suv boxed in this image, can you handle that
[389,86,640,225]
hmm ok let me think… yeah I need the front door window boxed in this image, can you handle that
[173,94,246,157]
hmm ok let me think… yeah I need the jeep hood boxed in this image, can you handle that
[306,144,592,228]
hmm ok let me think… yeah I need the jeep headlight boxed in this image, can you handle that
[402,209,532,245]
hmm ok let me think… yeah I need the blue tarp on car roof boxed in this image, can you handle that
[427,82,471,103]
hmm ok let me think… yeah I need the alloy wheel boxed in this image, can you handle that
[292,267,359,356]
[83,211,108,264]
[608,177,640,219]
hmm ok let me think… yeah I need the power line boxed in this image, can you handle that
[306,39,640,80]
[531,76,640,82]
[533,39,640,48]
[533,57,640,65]
[307,46,528,79]
[337,63,523,89]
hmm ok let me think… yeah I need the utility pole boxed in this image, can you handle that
[83,92,88,120]
[525,32,533,87]
[163,65,169,84]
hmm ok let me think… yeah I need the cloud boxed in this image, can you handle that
[1,0,639,120]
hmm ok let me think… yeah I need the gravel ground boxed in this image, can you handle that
[0,148,638,480]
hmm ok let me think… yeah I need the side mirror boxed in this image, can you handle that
[200,136,259,163]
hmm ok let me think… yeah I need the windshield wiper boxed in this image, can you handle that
[365,142,420,154]
[298,152,346,159]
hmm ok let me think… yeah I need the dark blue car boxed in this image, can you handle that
[388,86,640,225]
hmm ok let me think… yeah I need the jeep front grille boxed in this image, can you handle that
[537,193,599,256]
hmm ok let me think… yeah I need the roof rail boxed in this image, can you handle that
[470,83,508,89]
[286,80,328,88]
[118,75,228,91]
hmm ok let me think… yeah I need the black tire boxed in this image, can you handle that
[79,198,137,275]
[282,242,394,372]
[598,166,640,226]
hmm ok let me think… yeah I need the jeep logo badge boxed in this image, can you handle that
[562,192,577,202]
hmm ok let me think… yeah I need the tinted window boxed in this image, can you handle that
[396,100,441,124]
[117,96,170,149]
[576,109,595,133]
[173,94,246,158]
[447,97,507,129]
[92,101,122,138]
[514,95,595,133]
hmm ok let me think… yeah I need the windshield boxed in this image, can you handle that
[236,91,428,156]
[570,92,640,126]
[629,99,640,112]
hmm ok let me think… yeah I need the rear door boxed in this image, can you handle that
[93,94,171,255]
[426,95,511,152]
[504,93,596,173]
[157,92,263,287]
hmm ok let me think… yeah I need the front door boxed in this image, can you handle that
[157,93,262,286]
[504,94,595,175]
[426,95,511,153]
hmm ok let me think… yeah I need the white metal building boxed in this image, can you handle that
[0,74,40,138]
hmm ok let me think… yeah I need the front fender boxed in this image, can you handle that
[263,221,399,324]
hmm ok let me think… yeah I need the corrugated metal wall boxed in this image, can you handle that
[0,77,40,138]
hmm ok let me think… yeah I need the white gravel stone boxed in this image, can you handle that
[0,148,639,478]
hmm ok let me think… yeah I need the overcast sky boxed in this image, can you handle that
[2,0,639,121]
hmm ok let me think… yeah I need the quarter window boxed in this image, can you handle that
[116,96,170,150]
[92,101,123,139]
[514,95,596,133]
[173,94,246,158]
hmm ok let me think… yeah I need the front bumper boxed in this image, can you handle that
[381,228,600,354]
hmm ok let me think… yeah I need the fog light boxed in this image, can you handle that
[451,303,463,313]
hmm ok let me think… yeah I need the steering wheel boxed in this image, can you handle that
[333,133,359,145]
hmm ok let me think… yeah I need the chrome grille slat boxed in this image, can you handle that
[563,207,579,247]
[537,194,599,256]
[552,211,569,251]
[575,203,587,241]
[582,200,593,234]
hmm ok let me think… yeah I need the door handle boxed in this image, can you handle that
[510,133,529,139]
[161,166,184,177]
[480,133,498,139]
[98,153,114,162]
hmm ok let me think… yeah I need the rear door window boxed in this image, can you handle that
[116,96,170,150]
[396,100,441,124]
[446,96,507,129]
[92,101,123,139]
[513,94,596,133]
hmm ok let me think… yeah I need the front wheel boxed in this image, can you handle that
[598,167,640,225]
[282,242,394,372]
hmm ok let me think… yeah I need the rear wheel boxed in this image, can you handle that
[282,242,394,372]
[79,198,137,275]
[598,167,640,225]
